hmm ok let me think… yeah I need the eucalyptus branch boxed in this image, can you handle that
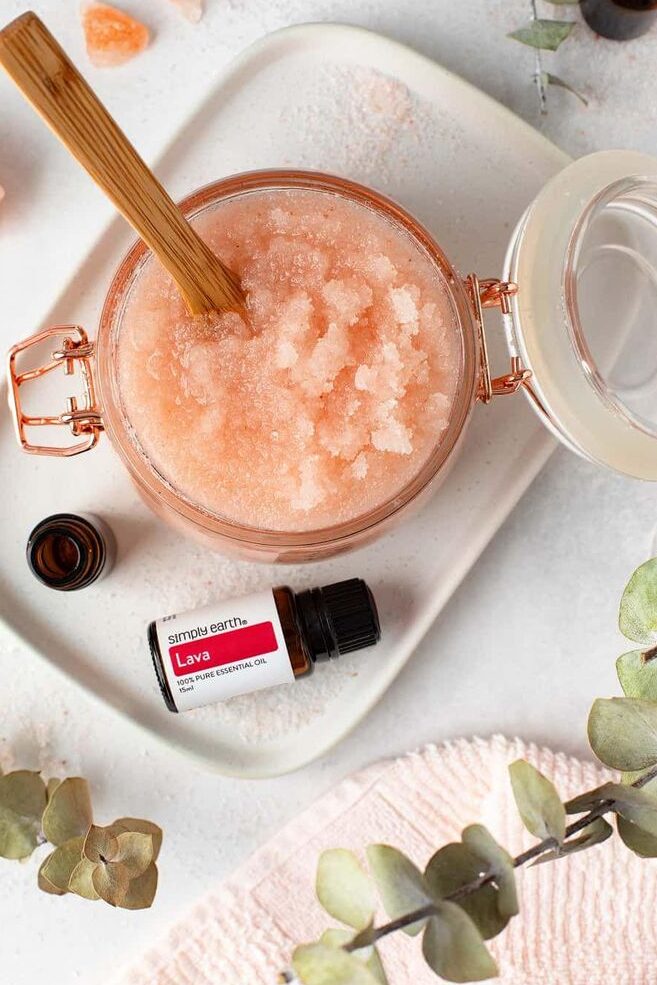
[276,759,657,985]
[287,558,657,985]
[337,762,657,951]
[507,0,582,112]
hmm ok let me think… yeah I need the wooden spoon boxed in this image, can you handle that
[0,11,245,316]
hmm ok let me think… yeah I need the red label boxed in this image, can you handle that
[169,621,278,677]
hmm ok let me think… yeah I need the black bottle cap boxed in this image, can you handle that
[296,578,381,662]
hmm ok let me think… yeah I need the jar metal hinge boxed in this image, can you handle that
[467,274,533,404]
[7,325,103,456]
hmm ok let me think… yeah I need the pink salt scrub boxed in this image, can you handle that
[117,188,461,532]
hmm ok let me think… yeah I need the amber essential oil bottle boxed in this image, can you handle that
[149,578,381,713]
[26,513,114,591]
[580,0,657,39]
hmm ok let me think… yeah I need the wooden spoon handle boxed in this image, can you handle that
[0,12,244,316]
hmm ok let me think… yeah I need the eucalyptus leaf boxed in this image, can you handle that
[461,825,518,918]
[542,73,588,106]
[569,783,654,811]
[347,927,377,951]
[38,864,66,896]
[617,815,657,858]
[42,777,92,846]
[292,943,380,985]
[38,836,84,893]
[46,778,61,801]
[532,818,612,864]
[316,849,376,930]
[0,771,47,820]
[108,817,163,861]
[565,783,618,814]
[508,19,575,51]
[113,831,154,878]
[0,804,41,860]
[38,854,68,895]
[617,650,657,701]
[613,794,657,838]
[424,843,508,940]
[320,930,388,985]
[118,862,158,910]
[366,844,432,936]
[588,697,657,770]
[0,771,47,859]
[621,768,657,794]
[566,782,657,835]
[92,861,130,907]
[68,858,101,900]
[620,558,657,644]
[509,760,566,843]
[422,902,498,983]
[83,825,119,864]
[364,947,388,985]
[320,929,353,948]
[321,927,377,954]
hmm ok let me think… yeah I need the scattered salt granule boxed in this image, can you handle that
[168,0,203,23]
[280,66,421,185]
[360,71,413,122]
[118,187,460,532]
[188,655,362,742]
[82,2,150,68]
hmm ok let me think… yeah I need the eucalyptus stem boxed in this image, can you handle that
[643,643,657,663]
[530,0,547,114]
[342,762,657,951]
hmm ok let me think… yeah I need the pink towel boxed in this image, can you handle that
[112,736,657,984]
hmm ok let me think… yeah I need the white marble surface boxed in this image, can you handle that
[1,2,656,983]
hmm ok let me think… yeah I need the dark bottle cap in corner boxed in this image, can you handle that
[26,512,114,591]
[580,0,657,39]
[296,578,381,662]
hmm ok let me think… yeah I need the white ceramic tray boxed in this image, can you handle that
[0,24,567,777]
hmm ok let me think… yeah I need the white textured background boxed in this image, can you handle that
[1,2,656,983]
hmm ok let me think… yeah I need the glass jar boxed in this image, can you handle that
[503,150,657,478]
[8,152,657,562]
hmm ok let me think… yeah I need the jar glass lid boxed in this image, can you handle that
[504,150,657,480]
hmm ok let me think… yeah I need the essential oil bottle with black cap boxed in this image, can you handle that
[148,578,381,713]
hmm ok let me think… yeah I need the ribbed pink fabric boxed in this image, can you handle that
[112,736,657,985]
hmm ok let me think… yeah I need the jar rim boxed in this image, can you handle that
[95,168,478,549]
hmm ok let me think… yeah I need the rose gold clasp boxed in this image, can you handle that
[7,325,103,456]
[467,274,533,404]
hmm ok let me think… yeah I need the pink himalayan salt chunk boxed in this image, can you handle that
[117,187,461,531]
[169,0,203,22]
[82,2,150,68]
